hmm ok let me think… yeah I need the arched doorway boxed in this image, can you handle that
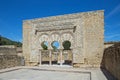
[51,41,60,51]
[63,40,71,50]
[51,41,60,65]
[38,33,73,66]
[41,41,49,64]
[62,40,72,65]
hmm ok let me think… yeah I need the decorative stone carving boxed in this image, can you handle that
[23,10,104,67]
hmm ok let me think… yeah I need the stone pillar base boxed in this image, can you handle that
[25,62,30,66]
[73,63,81,68]
[25,62,38,66]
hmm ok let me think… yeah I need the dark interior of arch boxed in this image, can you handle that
[62,40,71,50]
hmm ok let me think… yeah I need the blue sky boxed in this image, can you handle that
[0,0,120,42]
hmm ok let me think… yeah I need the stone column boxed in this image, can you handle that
[60,50,63,66]
[59,35,63,66]
[49,50,52,65]
[39,50,41,65]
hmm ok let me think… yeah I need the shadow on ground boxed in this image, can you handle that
[100,68,117,80]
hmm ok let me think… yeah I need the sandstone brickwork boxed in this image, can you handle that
[0,55,22,69]
[0,45,23,69]
[23,10,104,67]
[0,45,16,55]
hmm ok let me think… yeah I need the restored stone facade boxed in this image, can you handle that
[23,10,104,67]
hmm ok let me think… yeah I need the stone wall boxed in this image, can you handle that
[0,55,22,69]
[0,47,16,55]
[23,10,104,67]
[83,10,104,67]
[101,42,120,80]
[0,45,23,69]
[16,47,23,57]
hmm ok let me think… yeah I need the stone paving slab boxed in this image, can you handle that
[0,66,115,80]
[0,69,90,80]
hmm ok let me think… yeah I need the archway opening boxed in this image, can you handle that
[62,40,72,65]
[62,40,71,50]
[51,41,60,64]
[51,41,60,51]
[41,41,49,64]
[41,41,48,50]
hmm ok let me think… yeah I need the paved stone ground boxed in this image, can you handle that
[0,66,116,80]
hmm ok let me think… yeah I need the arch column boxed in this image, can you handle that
[49,50,52,65]
[48,40,52,65]
[39,50,41,65]
[59,35,64,66]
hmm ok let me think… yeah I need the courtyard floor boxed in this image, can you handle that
[0,66,116,80]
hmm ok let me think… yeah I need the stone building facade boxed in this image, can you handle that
[23,10,104,67]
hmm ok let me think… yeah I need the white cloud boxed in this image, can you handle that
[105,22,120,29]
[106,3,120,18]
[105,34,120,40]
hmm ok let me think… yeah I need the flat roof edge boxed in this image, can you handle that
[23,10,104,22]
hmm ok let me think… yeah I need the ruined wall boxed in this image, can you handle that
[0,55,22,69]
[0,46,23,69]
[23,10,104,67]
[0,48,16,55]
[16,47,23,57]
[102,42,120,80]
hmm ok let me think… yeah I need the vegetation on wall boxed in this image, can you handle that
[63,40,71,50]
[41,41,48,50]
[0,35,22,47]
[52,45,58,51]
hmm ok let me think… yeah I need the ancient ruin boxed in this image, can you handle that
[23,10,104,67]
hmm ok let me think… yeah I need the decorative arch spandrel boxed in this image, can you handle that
[61,32,74,49]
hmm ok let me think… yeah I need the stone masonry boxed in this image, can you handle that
[23,10,104,67]
[0,45,22,69]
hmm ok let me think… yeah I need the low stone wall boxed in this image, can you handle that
[0,55,22,69]
[102,42,120,80]
[0,45,24,69]
[0,47,16,55]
